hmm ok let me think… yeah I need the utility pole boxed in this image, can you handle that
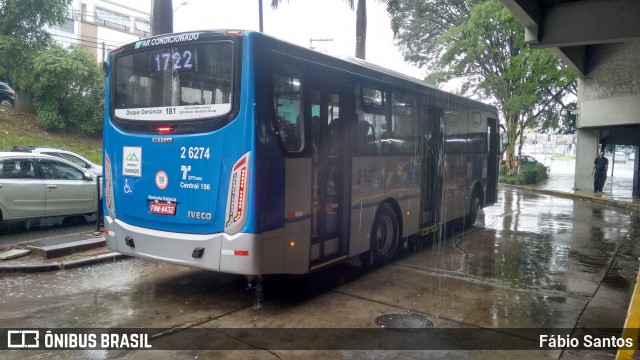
[151,0,173,36]
[259,0,263,32]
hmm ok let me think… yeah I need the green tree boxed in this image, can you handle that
[271,0,398,59]
[391,0,576,175]
[0,0,70,87]
[32,44,104,137]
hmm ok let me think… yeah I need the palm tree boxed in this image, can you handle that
[270,0,398,60]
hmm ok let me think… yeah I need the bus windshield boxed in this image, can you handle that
[113,41,234,121]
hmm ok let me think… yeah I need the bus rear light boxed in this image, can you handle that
[225,30,243,35]
[234,156,247,171]
[225,152,251,235]
[234,167,247,222]
[104,154,115,217]
[156,126,174,134]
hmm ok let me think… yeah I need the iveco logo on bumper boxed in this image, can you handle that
[152,138,173,143]
[188,211,212,220]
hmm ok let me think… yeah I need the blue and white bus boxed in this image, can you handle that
[103,30,500,275]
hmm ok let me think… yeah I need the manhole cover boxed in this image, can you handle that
[374,313,434,328]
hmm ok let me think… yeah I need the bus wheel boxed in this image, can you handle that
[371,203,399,265]
[465,191,480,228]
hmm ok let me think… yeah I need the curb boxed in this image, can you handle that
[0,252,127,273]
[502,184,640,214]
[616,267,640,360]
[26,238,106,259]
[61,252,127,269]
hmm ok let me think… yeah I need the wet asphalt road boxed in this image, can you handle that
[0,187,638,359]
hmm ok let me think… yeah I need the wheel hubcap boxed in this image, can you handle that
[376,216,394,253]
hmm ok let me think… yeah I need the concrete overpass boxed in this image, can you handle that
[501,0,640,196]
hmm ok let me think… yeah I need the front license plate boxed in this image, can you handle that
[150,201,177,215]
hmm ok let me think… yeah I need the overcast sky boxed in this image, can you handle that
[171,0,425,79]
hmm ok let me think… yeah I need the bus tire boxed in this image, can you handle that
[464,190,481,228]
[371,203,399,265]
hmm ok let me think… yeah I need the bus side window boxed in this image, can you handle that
[389,91,417,155]
[355,117,376,153]
[355,84,386,155]
[272,63,304,153]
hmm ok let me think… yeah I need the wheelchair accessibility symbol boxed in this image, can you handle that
[124,179,132,194]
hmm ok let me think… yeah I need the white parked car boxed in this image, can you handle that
[613,151,626,164]
[0,152,100,225]
[11,146,102,176]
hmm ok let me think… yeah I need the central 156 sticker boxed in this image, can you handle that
[180,165,211,191]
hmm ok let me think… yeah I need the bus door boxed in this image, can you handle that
[486,118,499,204]
[309,84,349,268]
[420,105,444,231]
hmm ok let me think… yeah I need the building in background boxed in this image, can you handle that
[501,0,640,197]
[48,0,150,62]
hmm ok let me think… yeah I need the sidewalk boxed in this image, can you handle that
[0,231,125,272]
[515,166,640,213]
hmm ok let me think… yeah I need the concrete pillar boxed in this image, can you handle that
[574,128,599,191]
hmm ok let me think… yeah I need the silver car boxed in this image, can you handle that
[0,152,100,224]
[11,146,102,176]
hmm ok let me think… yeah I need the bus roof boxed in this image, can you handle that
[114,29,498,115]
[246,30,498,114]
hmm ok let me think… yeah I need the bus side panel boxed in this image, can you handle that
[485,116,500,206]
[283,158,312,274]
[251,35,286,234]
[442,107,468,222]
[385,155,421,237]
[350,155,420,256]
[350,157,382,256]
[398,196,420,237]
[466,112,489,212]
[443,159,467,222]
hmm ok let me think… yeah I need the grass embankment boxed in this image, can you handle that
[0,108,102,164]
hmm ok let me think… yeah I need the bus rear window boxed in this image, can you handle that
[113,41,234,121]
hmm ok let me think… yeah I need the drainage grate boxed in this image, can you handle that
[374,313,434,328]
